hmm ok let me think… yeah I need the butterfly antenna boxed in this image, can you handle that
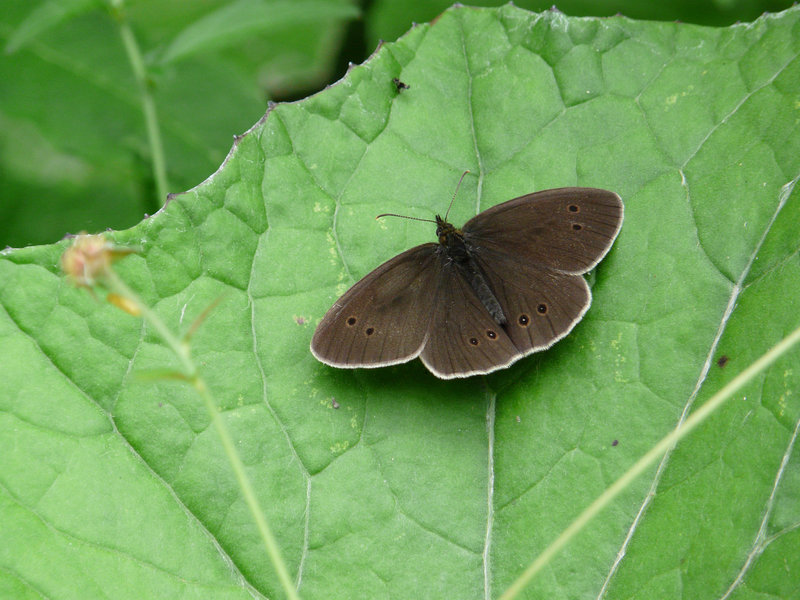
[376,170,471,222]
[444,170,471,221]
[375,213,436,223]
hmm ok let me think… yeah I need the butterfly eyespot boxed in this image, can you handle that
[486,330,497,339]
[365,327,375,336]
[346,317,357,326]
[568,204,579,212]
[537,304,548,314]
[518,314,530,326]
[469,337,479,346]
[572,223,582,231]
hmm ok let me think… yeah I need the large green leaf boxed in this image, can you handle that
[2,5,799,598]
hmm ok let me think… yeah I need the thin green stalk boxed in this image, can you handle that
[104,269,300,600]
[194,379,300,600]
[499,322,800,600]
[111,0,169,205]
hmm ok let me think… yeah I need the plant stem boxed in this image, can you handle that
[111,0,169,205]
[105,269,300,600]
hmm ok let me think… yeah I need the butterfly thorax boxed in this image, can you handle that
[434,215,508,326]
[435,215,464,247]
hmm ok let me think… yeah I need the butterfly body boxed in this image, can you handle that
[311,187,623,379]
[435,214,508,326]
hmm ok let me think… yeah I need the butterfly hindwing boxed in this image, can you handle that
[471,246,592,354]
[311,244,440,369]
[420,259,520,378]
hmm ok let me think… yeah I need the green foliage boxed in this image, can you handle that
[0,0,356,247]
[159,0,359,65]
[2,4,800,599]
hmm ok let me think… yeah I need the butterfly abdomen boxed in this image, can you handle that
[465,259,507,325]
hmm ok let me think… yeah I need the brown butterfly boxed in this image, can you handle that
[311,186,623,379]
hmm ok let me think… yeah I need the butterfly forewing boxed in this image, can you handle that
[420,261,520,378]
[463,188,623,274]
[311,245,440,368]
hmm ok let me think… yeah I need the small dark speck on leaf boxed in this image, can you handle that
[392,77,409,92]
[295,316,307,325]
[717,355,729,368]
[331,398,340,409]
[612,439,619,447]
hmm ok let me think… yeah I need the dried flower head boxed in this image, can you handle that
[61,233,135,289]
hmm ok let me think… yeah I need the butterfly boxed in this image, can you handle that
[311,185,623,379]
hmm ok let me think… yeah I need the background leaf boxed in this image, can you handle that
[159,0,359,65]
[0,0,355,247]
[3,0,102,53]
[2,4,800,599]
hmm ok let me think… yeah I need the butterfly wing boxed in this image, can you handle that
[470,247,592,354]
[311,244,440,369]
[463,187,623,274]
[418,252,591,378]
[419,259,521,379]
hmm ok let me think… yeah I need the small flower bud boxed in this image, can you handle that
[61,233,135,289]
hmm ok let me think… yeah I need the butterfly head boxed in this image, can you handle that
[435,215,463,247]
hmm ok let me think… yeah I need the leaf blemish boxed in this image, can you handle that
[330,440,349,453]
